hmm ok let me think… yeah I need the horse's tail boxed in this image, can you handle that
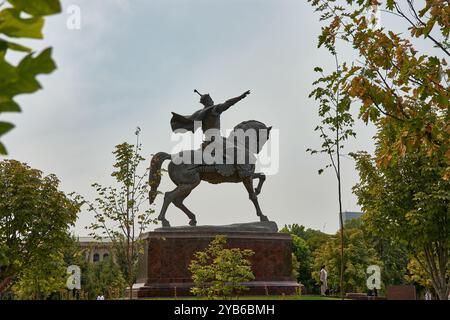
[149,152,171,204]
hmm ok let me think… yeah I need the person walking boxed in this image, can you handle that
[320,265,328,296]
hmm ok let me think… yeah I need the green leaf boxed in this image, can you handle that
[0,8,44,39]
[0,121,15,136]
[314,67,324,72]
[0,39,7,52]
[3,48,57,95]
[7,41,31,52]
[0,96,21,112]
[0,36,32,52]
[18,47,56,75]
[8,0,62,16]
[422,21,435,37]
[0,57,17,84]
[0,141,7,155]
[386,0,395,10]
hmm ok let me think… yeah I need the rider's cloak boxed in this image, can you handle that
[170,106,215,133]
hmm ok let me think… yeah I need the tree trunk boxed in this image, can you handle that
[423,247,449,300]
[128,251,133,300]
[338,175,344,299]
[335,90,344,300]
[432,273,449,300]
[129,280,134,300]
[334,53,345,300]
[436,286,448,300]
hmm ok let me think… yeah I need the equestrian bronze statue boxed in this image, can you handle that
[149,90,272,227]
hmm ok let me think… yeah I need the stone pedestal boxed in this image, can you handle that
[132,222,299,298]
[386,285,417,300]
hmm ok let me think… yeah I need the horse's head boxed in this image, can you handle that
[230,120,272,154]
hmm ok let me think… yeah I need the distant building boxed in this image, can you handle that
[77,237,113,263]
[342,211,363,223]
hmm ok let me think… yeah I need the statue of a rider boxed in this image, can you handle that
[170,89,251,149]
[148,90,271,227]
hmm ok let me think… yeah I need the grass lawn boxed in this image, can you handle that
[232,295,340,300]
[145,295,340,300]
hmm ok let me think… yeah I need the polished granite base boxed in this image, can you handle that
[131,222,299,298]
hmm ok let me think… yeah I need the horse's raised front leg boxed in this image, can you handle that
[253,173,266,196]
[243,177,269,222]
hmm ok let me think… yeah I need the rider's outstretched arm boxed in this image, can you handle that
[214,90,250,114]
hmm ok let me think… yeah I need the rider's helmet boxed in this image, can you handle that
[200,94,214,107]
[195,89,214,107]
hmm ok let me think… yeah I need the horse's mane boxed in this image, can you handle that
[233,120,268,132]
[227,120,270,154]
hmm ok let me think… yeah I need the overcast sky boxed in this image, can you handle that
[2,0,404,235]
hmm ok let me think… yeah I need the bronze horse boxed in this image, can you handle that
[149,120,272,227]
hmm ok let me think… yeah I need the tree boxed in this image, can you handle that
[280,227,314,292]
[346,218,409,287]
[82,129,156,299]
[0,0,61,154]
[82,258,127,300]
[308,60,356,298]
[308,0,449,300]
[353,139,449,299]
[364,234,409,288]
[0,159,80,295]
[291,235,314,292]
[282,224,333,253]
[405,255,434,296]
[291,253,300,283]
[189,235,255,299]
[312,227,382,295]
[308,0,449,178]
[12,252,66,300]
[60,237,127,300]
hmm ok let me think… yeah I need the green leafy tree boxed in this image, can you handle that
[0,0,61,154]
[280,227,314,292]
[82,258,127,300]
[0,159,80,295]
[312,227,382,295]
[291,235,312,285]
[282,224,333,254]
[281,224,308,239]
[308,57,356,298]
[189,235,255,300]
[60,237,126,300]
[308,0,449,179]
[81,130,156,299]
[63,236,85,267]
[12,252,66,300]
[281,224,334,294]
[405,255,434,294]
[308,0,449,300]
[9,235,82,300]
[346,218,409,287]
[305,231,333,255]
[365,236,409,288]
[291,253,300,282]
[353,138,449,299]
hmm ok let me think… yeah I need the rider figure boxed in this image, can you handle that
[170,89,251,149]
